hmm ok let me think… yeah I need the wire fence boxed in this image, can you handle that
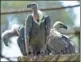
[1,4,80,15]
[1,4,80,35]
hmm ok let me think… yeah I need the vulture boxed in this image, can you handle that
[1,24,27,57]
[17,26,27,55]
[46,21,75,55]
[1,24,22,61]
[1,24,19,46]
[25,3,51,56]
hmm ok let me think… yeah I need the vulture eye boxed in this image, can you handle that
[27,3,37,8]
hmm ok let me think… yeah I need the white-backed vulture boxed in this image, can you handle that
[46,21,75,55]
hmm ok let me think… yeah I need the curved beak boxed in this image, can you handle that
[27,4,32,8]
[60,24,67,29]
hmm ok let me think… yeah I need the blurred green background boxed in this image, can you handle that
[1,1,80,53]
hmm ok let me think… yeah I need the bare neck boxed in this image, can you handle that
[33,9,38,15]
[32,9,39,20]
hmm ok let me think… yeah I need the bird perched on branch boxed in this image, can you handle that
[25,3,51,56]
[46,21,75,55]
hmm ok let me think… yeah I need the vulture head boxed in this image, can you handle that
[27,3,44,21]
[27,2,38,11]
[53,21,67,30]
